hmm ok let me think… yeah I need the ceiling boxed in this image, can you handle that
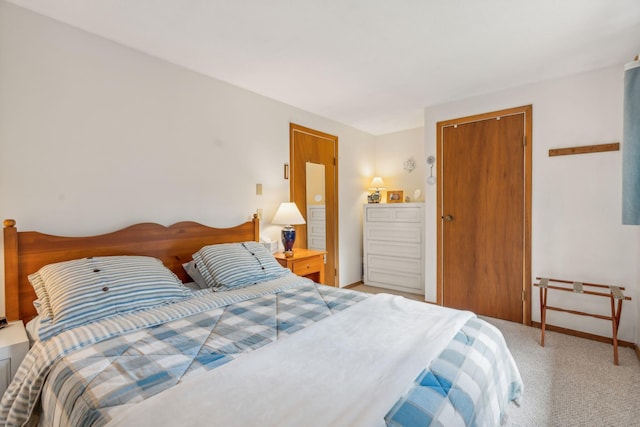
[7,0,640,135]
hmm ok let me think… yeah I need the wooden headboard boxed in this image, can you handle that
[3,215,260,322]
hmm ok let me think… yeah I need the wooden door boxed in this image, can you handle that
[290,123,338,286]
[437,106,531,323]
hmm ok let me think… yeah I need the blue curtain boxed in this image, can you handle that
[622,60,640,225]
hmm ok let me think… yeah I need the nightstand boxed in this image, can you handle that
[274,248,327,284]
[0,321,29,397]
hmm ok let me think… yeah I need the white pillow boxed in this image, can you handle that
[182,261,209,289]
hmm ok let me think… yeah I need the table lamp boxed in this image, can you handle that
[368,176,386,203]
[272,202,306,257]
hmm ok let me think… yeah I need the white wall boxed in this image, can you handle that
[373,127,426,203]
[0,1,375,315]
[425,65,639,342]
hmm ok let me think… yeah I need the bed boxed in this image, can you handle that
[1,216,523,427]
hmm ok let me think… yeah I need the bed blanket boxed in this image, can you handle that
[0,275,365,427]
[106,294,477,427]
[385,317,523,427]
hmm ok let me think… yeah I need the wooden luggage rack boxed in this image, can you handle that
[533,277,632,365]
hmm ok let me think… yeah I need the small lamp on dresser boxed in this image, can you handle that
[272,202,306,257]
[368,176,386,203]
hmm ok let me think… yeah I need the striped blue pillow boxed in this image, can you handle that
[30,273,54,320]
[28,256,191,340]
[193,242,289,290]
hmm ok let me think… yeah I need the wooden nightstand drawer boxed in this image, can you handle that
[274,248,327,285]
[291,256,323,276]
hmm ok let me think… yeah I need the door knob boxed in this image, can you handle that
[443,215,454,222]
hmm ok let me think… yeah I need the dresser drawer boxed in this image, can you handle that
[291,256,324,276]
[307,207,326,221]
[365,269,423,291]
[365,223,422,244]
[365,206,422,223]
[365,240,422,258]
[307,235,326,251]
[366,255,422,275]
[307,222,326,236]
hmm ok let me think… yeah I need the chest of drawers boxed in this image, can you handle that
[363,203,424,294]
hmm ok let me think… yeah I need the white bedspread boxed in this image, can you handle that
[106,294,473,427]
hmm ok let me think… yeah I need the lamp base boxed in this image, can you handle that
[281,225,296,257]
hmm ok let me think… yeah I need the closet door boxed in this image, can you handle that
[438,106,531,323]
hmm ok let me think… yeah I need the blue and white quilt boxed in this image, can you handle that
[385,317,523,427]
[0,275,522,427]
[1,275,365,427]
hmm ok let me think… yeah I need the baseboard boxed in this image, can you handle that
[531,321,635,349]
[343,281,363,289]
[635,344,640,362]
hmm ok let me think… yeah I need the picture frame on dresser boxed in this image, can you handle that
[386,190,403,203]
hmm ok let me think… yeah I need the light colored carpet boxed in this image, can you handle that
[482,316,640,427]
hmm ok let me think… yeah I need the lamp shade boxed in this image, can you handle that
[369,176,386,189]
[272,202,306,226]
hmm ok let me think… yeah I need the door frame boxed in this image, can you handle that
[289,123,339,286]
[436,105,532,325]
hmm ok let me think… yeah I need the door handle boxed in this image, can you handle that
[443,215,454,222]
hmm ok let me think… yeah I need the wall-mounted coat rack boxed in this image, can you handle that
[549,142,619,157]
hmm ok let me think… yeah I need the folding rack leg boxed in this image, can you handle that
[610,295,618,365]
[540,286,547,347]
[610,295,624,366]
